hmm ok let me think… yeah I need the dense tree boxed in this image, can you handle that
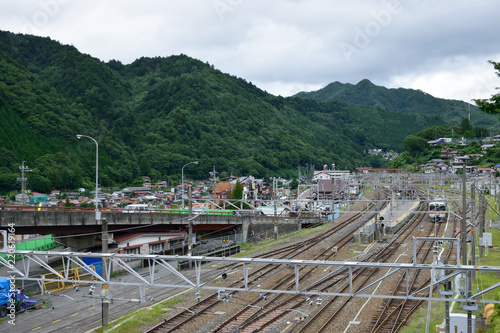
[0,30,493,191]
[28,174,52,193]
[296,78,499,129]
[0,173,19,193]
[416,126,455,140]
[463,130,475,138]
[474,61,500,116]
[229,180,250,209]
[403,135,428,156]
[230,180,243,200]
[391,152,414,168]
[0,148,17,169]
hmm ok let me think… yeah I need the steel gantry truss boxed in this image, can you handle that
[2,249,500,305]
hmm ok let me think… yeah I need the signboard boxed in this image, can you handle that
[482,233,493,247]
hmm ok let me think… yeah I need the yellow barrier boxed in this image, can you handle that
[484,303,495,325]
[41,266,97,293]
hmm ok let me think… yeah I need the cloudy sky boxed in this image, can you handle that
[1,0,499,102]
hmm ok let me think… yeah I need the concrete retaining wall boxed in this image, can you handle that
[245,220,302,243]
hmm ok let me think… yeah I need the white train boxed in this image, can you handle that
[122,204,150,213]
[429,198,446,222]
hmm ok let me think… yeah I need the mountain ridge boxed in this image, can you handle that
[0,30,461,192]
[294,78,497,127]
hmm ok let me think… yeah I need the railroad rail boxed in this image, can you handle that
[2,186,494,332]
[143,189,391,332]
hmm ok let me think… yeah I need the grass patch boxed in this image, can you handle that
[232,239,277,258]
[400,301,446,332]
[473,228,500,302]
[486,194,500,223]
[288,222,330,237]
[95,297,184,333]
[233,222,330,258]
[403,208,500,332]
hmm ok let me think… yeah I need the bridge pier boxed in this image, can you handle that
[240,220,249,243]
[56,234,97,251]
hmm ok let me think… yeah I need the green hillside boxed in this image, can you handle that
[0,30,445,192]
[295,79,499,129]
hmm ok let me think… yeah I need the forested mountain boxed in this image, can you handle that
[0,30,446,192]
[295,79,499,129]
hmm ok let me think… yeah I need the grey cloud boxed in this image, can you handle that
[0,0,499,101]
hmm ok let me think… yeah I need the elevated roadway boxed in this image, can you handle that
[0,206,322,248]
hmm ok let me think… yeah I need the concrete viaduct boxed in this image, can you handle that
[0,207,323,248]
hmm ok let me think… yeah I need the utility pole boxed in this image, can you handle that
[273,177,278,240]
[496,177,499,212]
[101,218,109,327]
[188,187,193,269]
[480,189,486,258]
[461,165,467,266]
[471,184,476,279]
[210,167,217,209]
[181,161,198,209]
[17,161,31,205]
[461,165,475,333]
[274,201,278,241]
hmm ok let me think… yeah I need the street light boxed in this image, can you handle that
[76,134,99,219]
[77,134,109,326]
[182,161,198,208]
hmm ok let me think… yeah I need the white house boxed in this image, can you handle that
[112,232,186,268]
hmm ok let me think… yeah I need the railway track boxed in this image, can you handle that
[369,221,444,332]
[143,187,476,333]
[71,188,471,333]
[144,190,391,332]
[202,197,425,333]
[219,194,463,332]
[295,202,430,332]
[368,198,464,333]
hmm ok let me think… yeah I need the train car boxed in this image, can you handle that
[429,198,446,222]
[153,208,235,215]
[122,204,150,213]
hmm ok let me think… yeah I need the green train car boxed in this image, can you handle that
[154,208,235,215]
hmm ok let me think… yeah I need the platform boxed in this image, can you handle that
[355,194,420,243]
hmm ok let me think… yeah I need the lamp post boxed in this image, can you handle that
[76,135,99,218]
[181,161,198,208]
[77,134,108,326]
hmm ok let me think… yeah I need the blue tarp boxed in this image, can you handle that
[0,278,11,306]
[82,257,103,276]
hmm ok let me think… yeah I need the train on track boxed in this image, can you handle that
[153,208,236,215]
[429,198,447,222]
